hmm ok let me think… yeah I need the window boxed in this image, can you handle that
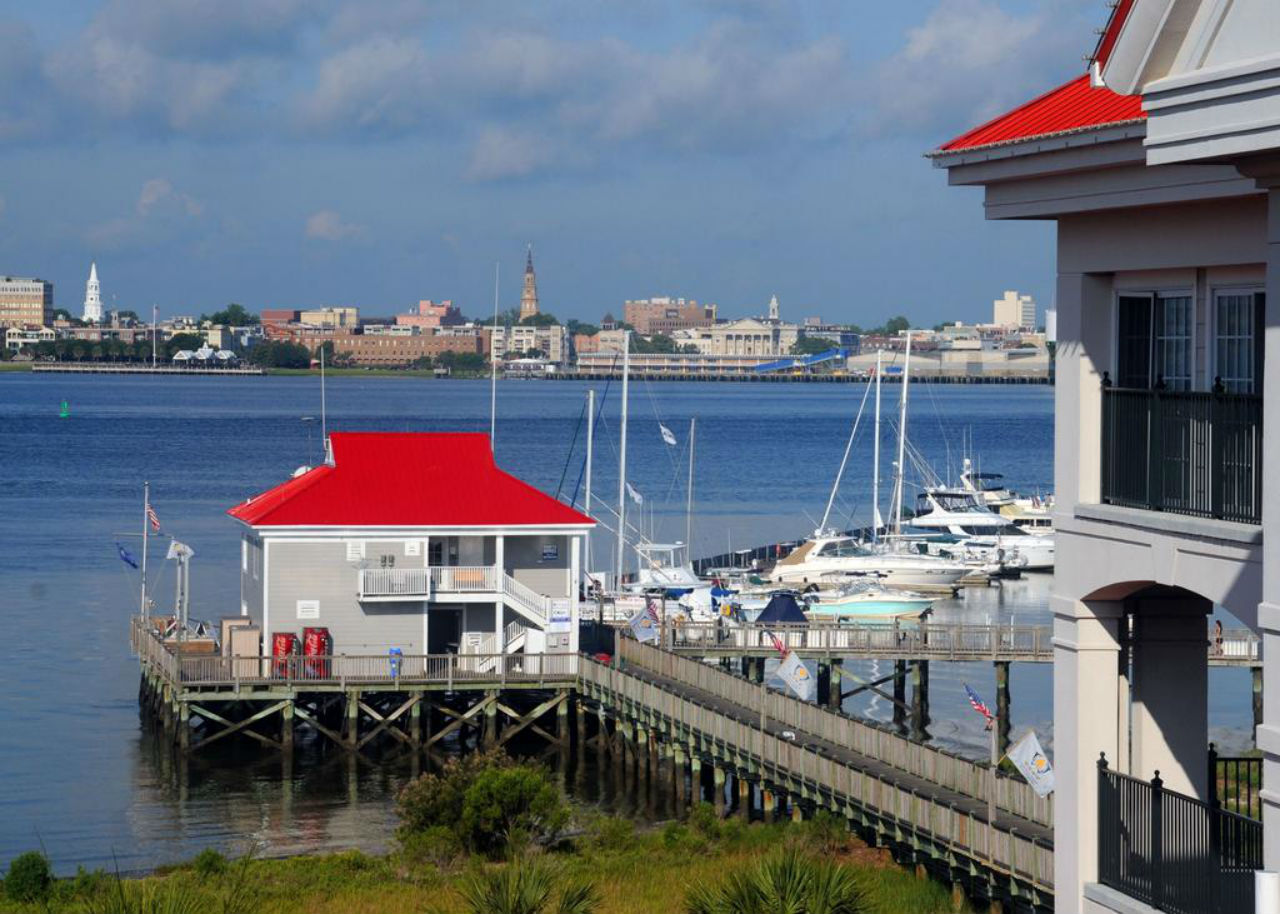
[1214,291,1265,393]
[428,541,444,566]
[1115,292,1194,390]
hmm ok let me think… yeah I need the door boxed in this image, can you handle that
[427,607,462,654]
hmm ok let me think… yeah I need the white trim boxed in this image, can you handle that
[262,538,271,653]
[248,523,593,539]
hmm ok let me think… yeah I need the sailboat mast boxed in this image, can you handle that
[320,345,327,451]
[140,481,150,618]
[490,262,500,448]
[894,332,913,534]
[872,350,882,543]
[685,417,696,551]
[585,388,595,574]
[615,333,631,589]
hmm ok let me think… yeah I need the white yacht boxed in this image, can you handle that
[770,535,969,593]
[906,489,1055,570]
[959,458,1055,536]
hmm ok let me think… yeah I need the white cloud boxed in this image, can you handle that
[304,209,363,241]
[88,178,205,249]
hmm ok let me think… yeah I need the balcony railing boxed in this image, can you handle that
[1101,388,1262,525]
[1098,754,1262,914]
[358,568,429,599]
[431,565,500,593]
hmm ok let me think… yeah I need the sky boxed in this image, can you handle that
[0,0,1112,326]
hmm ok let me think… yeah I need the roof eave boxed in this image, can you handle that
[927,120,1148,167]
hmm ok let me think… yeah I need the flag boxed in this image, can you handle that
[964,683,993,723]
[1007,729,1055,797]
[166,540,195,560]
[628,609,659,643]
[626,482,643,505]
[116,543,139,569]
[659,424,677,446]
[764,630,787,656]
[777,652,816,701]
[146,502,160,533]
[645,596,660,623]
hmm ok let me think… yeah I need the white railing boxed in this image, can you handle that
[431,565,500,592]
[503,573,550,622]
[358,568,430,599]
[505,621,527,648]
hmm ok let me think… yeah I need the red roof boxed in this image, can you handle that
[228,432,595,528]
[938,74,1145,153]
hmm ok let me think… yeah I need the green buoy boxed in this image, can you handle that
[59,399,70,419]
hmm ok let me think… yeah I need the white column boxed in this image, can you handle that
[1259,183,1280,870]
[495,534,505,577]
[1129,597,1211,797]
[569,535,581,655]
[1053,596,1123,914]
[1053,270,1112,513]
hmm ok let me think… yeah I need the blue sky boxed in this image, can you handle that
[0,0,1108,326]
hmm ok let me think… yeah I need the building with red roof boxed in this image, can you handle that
[230,432,594,660]
[932,1,1280,911]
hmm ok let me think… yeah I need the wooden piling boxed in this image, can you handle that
[995,661,1011,756]
[829,659,843,711]
[674,744,687,812]
[713,765,726,817]
[344,690,359,748]
[281,699,294,754]
[738,775,751,820]
[893,661,907,731]
[689,753,702,805]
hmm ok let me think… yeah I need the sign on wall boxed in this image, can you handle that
[405,540,421,557]
[548,604,571,633]
[346,541,365,561]
[296,600,320,620]
[541,543,559,561]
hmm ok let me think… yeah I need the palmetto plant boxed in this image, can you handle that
[684,848,867,914]
[457,859,600,914]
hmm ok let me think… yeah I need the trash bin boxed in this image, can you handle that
[388,647,403,678]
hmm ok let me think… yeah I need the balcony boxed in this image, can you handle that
[358,568,430,601]
[1101,388,1263,525]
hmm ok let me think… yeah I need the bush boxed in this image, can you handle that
[798,809,849,854]
[587,816,635,852]
[5,851,52,902]
[687,803,721,841]
[457,859,599,914]
[398,826,463,870]
[460,764,569,857]
[684,848,867,914]
[191,848,228,879]
[397,750,513,839]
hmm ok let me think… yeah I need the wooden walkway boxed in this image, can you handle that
[580,637,1054,910]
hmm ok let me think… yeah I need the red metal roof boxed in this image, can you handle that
[937,74,1145,153]
[227,432,595,528]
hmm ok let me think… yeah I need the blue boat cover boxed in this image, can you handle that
[755,593,806,624]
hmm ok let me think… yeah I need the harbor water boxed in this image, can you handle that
[0,374,1254,872]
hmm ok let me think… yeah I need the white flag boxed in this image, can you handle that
[628,609,659,643]
[1007,729,1055,797]
[166,540,195,560]
[659,424,677,447]
[776,651,815,702]
[626,482,643,505]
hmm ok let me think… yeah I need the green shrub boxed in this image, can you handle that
[5,851,52,902]
[457,858,600,914]
[587,816,635,852]
[460,764,569,857]
[191,848,228,879]
[684,848,867,914]
[798,809,849,854]
[687,803,722,841]
[396,749,513,839]
[398,826,463,870]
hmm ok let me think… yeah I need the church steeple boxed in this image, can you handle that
[520,245,540,320]
[83,261,103,324]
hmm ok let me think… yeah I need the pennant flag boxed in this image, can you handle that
[116,543,139,569]
[1007,729,1055,797]
[659,424,677,447]
[777,651,816,701]
[964,683,993,724]
[628,609,659,643]
[626,482,643,505]
[146,502,160,533]
[166,540,195,561]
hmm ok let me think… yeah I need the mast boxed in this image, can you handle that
[615,332,631,589]
[872,350,882,542]
[585,388,595,574]
[151,305,157,369]
[894,332,913,535]
[320,345,327,453]
[490,262,500,448]
[685,417,696,552]
[140,481,150,618]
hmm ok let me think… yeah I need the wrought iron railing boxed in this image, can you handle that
[1098,754,1262,914]
[1210,745,1263,821]
[1101,387,1262,524]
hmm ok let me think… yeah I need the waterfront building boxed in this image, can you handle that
[228,432,593,657]
[0,275,53,330]
[623,296,717,335]
[520,247,540,320]
[489,323,568,365]
[396,299,464,330]
[677,317,800,357]
[298,306,358,328]
[293,328,486,367]
[82,262,102,324]
[932,1,1280,910]
[992,290,1035,330]
[4,325,54,352]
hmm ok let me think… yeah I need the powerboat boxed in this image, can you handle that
[803,583,934,620]
[907,489,1055,570]
[959,458,1055,536]
[769,535,969,593]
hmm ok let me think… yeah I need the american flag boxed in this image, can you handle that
[765,630,787,657]
[645,597,660,624]
[964,683,993,722]
[146,503,160,533]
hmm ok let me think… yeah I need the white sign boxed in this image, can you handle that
[777,652,816,702]
[548,606,571,633]
[296,600,320,620]
[628,610,659,643]
[1008,729,1055,797]
[346,541,365,561]
[405,540,421,557]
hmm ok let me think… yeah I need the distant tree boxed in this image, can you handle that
[117,310,140,323]
[678,344,701,354]
[201,303,258,326]
[52,308,73,322]
[476,307,522,327]
[409,356,434,370]
[565,319,599,337]
[164,332,205,359]
[883,316,910,335]
[519,312,559,327]
[248,340,312,369]
[790,336,833,356]
[437,351,486,374]
[631,333,677,353]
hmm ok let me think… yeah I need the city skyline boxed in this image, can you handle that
[0,1,1102,324]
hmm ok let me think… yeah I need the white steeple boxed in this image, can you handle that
[768,293,780,322]
[83,262,102,323]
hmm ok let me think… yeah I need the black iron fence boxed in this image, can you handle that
[1101,387,1262,524]
[1098,754,1262,914]
[1211,745,1263,821]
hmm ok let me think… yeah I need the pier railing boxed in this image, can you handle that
[615,636,1054,828]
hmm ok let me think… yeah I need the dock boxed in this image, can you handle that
[32,364,265,375]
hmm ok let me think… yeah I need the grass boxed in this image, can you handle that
[0,814,966,914]
[0,363,32,372]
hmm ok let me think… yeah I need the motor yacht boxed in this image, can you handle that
[769,535,968,593]
[907,489,1055,570]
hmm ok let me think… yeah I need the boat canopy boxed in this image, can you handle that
[756,593,807,624]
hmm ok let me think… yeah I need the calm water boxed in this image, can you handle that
[0,374,1251,872]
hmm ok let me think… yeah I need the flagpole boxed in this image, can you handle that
[320,345,327,454]
[585,388,594,576]
[615,331,630,590]
[490,261,500,449]
[872,350,882,543]
[140,481,150,619]
[685,417,695,553]
[989,712,998,848]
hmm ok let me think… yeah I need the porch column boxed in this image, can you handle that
[1259,181,1280,871]
[1053,271,1112,512]
[570,535,581,654]
[1130,595,1211,798]
[494,536,506,649]
[1052,596,1123,914]
[495,534,505,576]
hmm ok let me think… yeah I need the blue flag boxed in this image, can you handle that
[117,542,139,569]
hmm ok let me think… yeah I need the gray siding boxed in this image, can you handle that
[505,534,570,597]
[265,539,426,655]
[240,534,264,629]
